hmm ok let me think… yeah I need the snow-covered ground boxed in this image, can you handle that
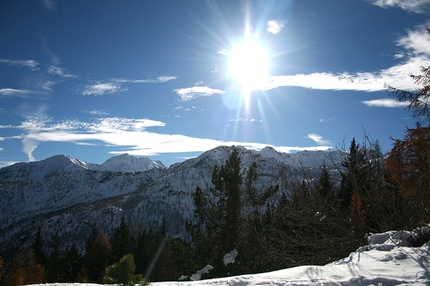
[27,229,430,286]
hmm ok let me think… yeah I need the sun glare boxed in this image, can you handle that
[228,39,268,92]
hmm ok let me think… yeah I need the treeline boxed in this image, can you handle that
[0,215,210,285]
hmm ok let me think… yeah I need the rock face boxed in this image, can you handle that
[0,146,344,254]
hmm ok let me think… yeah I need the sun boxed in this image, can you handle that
[228,39,269,92]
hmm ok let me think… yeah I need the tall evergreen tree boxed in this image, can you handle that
[32,227,46,266]
[186,147,279,277]
[84,229,112,283]
[110,216,135,263]
[46,233,63,282]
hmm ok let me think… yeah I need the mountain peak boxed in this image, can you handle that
[97,153,166,172]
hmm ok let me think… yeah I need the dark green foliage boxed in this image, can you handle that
[186,147,279,278]
[110,216,135,263]
[84,229,112,283]
[32,227,46,265]
[45,233,63,282]
[62,243,83,282]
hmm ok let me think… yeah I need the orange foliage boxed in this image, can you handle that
[350,191,366,225]
[386,127,430,206]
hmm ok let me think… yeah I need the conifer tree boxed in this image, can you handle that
[32,226,46,265]
[187,146,279,277]
[110,216,135,263]
[85,229,112,283]
[46,233,63,282]
[62,243,83,282]
[186,147,244,276]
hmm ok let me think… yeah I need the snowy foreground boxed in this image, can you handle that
[29,230,430,286]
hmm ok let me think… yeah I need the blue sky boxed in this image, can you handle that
[1,0,430,167]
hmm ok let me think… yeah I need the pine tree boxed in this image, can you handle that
[110,216,135,263]
[186,147,244,276]
[32,226,46,265]
[186,146,280,277]
[46,233,63,282]
[62,243,83,282]
[85,229,112,283]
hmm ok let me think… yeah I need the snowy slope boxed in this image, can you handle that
[0,146,345,256]
[27,229,430,285]
[91,153,166,172]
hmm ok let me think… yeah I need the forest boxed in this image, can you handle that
[0,28,429,286]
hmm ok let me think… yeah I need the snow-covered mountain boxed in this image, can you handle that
[89,153,166,172]
[0,146,344,255]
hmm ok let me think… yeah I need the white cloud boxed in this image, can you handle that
[78,76,176,96]
[361,98,410,107]
[0,88,39,97]
[81,82,126,96]
[114,76,177,84]
[0,58,39,70]
[174,86,225,101]
[368,0,430,14]
[83,109,109,116]
[307,133,331,146]
[267,20,284,34]
[396,25,430,56]
[261,25,430,93]
[1,116,331,162]
[48,66,77,78]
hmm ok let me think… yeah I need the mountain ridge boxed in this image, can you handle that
[0,146,344,256]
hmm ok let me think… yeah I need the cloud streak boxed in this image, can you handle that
[1,116,331,162]
[0,58,39,70]
[48,66,77,78]
[307,133,331,146]
[78,76,177,96]
[174,86,225,101]
[368,0,430,14]
[258,25,430,93]
[0,88,40,97]
[361,98,410,108]
[81,82,126,96]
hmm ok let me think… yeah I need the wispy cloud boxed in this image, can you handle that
[260,25,430,93]
[42,0,57,12]
[361,98,410,107]
[0,88,40,98]
[0,58,39,70]
[114,76,177,84]
[307,133,332,146]
[48,66,77,78]
[174,86,225,101]
[267,20,284,34]
[83,109,109,116]
[77,76,177,96]
[1,116,330,162]
[80,82,127,96]
[368,0,430,14]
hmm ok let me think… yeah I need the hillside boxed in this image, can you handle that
[0,146,344,256]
